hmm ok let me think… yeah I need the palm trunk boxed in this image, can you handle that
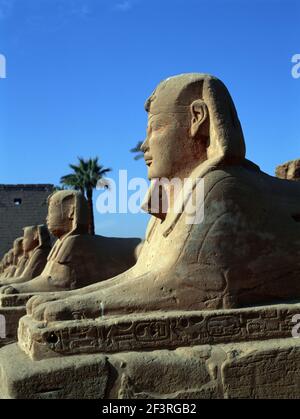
[86,189,95,235]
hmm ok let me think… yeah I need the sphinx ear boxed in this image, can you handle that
[190,100,208,138]
[33,229,39,242]
[68,205,75,221]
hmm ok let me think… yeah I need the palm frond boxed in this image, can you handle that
[131,141,144,161]
[61,157,112,192]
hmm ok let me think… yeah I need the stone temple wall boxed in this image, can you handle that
[0,184,54,258]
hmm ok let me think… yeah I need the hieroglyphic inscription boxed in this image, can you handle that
[18,304,300,359]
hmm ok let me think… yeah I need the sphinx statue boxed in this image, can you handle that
[19,73,300,329]
[0,249,15,279]
[0,74,300,399]
[0,225,51,286]
[9,238,24,278]
[0,190,141,296]
[0,238,24,279]
[11,238,25,277]
[13,242,28,279]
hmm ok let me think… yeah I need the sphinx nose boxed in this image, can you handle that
[140,138,149,153]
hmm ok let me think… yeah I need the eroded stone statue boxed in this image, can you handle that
[0,190,140,296]
[0,226,51,286]
[276,159,300,181]
[12,238,27,278]
[20,73,300,332]
[9,238,24,278]
[0,73,300,399]
[0,249,15,279]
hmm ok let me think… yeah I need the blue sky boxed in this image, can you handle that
[0,0,299,238]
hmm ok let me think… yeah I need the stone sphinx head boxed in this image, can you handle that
[23,226,39,254]
[22,225,51,254]
[13,237,24,263]
[46,190,89,239]
[141,73,246,181]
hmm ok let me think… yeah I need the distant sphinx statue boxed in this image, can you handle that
[0,238,24,279]
[0,225,51,286]
[20,73,300,325]
[11,238,25,276]
[7,238,24,278]
[0,250,14,279]
[0,190,140,296]
[13,242,28,279]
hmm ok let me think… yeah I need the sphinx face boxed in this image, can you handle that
[47,196,73,238]
[141,90,209,180]
[13,240,23,257]
[142,110,195,180]
[23,228,38,253]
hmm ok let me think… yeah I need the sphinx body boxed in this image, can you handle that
[27,164,300,322]
[23,73,300,324]
[13,254,29,278]
[0,237,26,279]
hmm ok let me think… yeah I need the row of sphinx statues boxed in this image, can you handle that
[0,225,51,283]
[0,190,142,295]
[1,155,297,294]
[0,73,300,361]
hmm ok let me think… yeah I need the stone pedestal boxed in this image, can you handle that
[0,293,33,347]
[0,307,26,348]
[0,337,300,399]
[0,303,300,398]
[18,303,300,360]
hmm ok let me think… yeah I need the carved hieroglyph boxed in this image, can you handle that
[18,303,300,360]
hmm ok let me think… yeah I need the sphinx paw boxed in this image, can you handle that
[27,294,59,315]
[31,303,48,321]
[32,300,75,322]
[0,285,18,295]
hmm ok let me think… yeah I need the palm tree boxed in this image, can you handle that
[60,157,112,235]
[130,141,144,160]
